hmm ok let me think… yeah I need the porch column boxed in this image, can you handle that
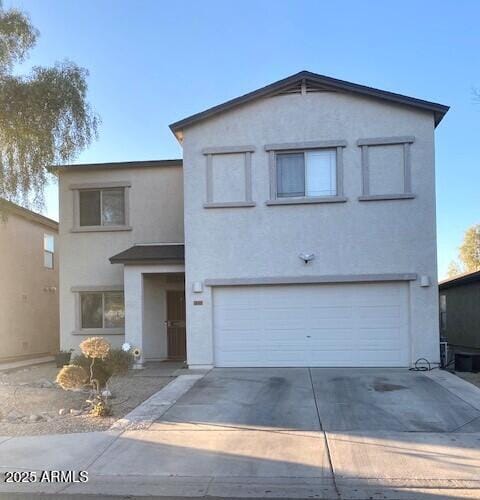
[124,266,144,367]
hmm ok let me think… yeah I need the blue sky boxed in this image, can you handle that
[9,0,480,278]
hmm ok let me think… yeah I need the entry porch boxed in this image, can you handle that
[110,244,186,367]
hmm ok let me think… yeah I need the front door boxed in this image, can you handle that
[166,290,186,360]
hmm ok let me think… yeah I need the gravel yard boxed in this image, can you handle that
[0,362,177,436]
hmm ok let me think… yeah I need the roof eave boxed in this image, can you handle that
[169,70,449,135]
[439,271,480,290]
[0,199,58,230]
[110,258,184,265]
[49,159,183,173]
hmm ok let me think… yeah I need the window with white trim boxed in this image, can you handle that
[276,149,337,198]
[80,291,125,329]
[44,233,54,269]
[79,188,125,227]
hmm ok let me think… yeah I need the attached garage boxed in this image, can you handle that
[213,282,410,367]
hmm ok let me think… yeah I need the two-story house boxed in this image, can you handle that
[1,200,59,362]
[54,71,448,368]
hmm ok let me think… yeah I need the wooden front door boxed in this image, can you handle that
[166,290,186,360]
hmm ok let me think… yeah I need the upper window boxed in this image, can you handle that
[276,149,336,198]
[357,136,415,201]
[79,188,125,227]
[80,291,125,329]
[44,233,54,269]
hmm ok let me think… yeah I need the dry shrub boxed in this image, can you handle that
[56,365,88,390]
[79,336,110,359]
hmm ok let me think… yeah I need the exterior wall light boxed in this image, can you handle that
[299,253,315,264]
[420,275,431,287]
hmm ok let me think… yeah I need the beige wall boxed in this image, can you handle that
[181,91,440,367]
[0,212,59,361]
[58,165,184,352]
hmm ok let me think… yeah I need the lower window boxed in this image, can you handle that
[80,291,125,329]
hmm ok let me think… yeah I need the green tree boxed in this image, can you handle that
[446,260,463,278]
[0,2,98,210]
[447,224,480,278]
[459,224,480,272]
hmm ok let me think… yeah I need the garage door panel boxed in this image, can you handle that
[213,283,410,367]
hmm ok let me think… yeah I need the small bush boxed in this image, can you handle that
[79,336,110,359]
[56,365,88,390]
[71,354,111,388]
[104,348,133,376]
[55,349,74,368]
[71,348,133,388]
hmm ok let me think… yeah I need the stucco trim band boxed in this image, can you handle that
[357,136,415,146]
[71,225,132,233]
[71,329,124,336]
[266,196,347,206]
[71,285,124,292]
[69,181,132,190]
[203,201,256,208]
[358,194,416,201]
[202,146,256,155]
[205,273,418,287]
[264,140,347,151]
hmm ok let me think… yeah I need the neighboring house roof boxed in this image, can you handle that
[439,270,480,290]
[0,199,58,231]
[169,70,449,138]
[49,159,182,173]
[109,244,184,264]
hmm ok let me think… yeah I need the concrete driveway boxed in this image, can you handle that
[90,368,480,498]
[1,368,480,499]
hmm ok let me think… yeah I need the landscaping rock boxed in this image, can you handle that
[101,389,112,398]
[58,408,67,416]
[6,410,23,422]
[38,379,54,388]
[70,409,82,416]
[29,414,43,423]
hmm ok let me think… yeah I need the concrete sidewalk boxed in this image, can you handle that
[1,369,480,499]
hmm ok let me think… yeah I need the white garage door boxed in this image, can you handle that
[213,282,410,367]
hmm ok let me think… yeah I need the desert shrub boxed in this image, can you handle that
[79,336,110,359]
[60,337,136,417]
[56,365,88,390]
[71,349,133,387]
[104,348,133,376]
[71,354,111,388]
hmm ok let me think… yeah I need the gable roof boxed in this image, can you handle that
[169,71,449,138]
[110,244,184,265]
[49,159,182,173]
[0,199,58,231]
[439,270,480,290]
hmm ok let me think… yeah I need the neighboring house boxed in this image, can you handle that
[439,271,480,352]
[0,200,59,362]
[54,71,449,368]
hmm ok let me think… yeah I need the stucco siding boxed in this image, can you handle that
[181,91,440,366]
[0,212,59,360]
[58,165,184,352]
